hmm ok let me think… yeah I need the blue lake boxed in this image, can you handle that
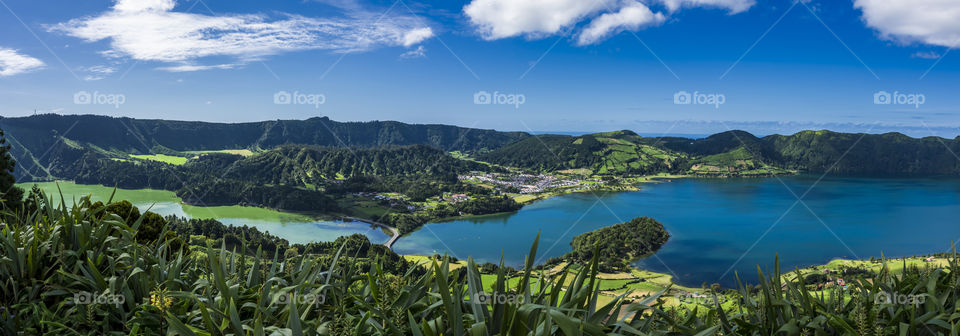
[394,175,960,287]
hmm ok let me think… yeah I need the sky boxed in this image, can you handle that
[0,0,959,137]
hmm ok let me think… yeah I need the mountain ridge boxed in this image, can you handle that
[0,114,528,180]
[6,114,960,180]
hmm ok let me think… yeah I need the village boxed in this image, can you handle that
[457,172,585,194]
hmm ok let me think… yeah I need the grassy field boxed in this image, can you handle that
[129,153,189,165]
[783,255,950,283]
[335,195,393,219]
[398,252,949,313]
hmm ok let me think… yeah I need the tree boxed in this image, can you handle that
[135,212,167,243]
[23,184,44,214]
[0,128,24,210]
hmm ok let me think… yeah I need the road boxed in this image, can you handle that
[343,216,400,249]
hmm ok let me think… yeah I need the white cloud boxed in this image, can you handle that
[463,0,753,44]
[577,1,666,45]
[400,45,427,58]
[855,0,960,48]
[0,48,45,77]
[912,51,941,59]
[157,63,237,72]
[81,65,117,81]
[113,0,174,12]
[50,0,434,71]
[464,0,615,40]
[402,27,435,47]
[655,0,755,14]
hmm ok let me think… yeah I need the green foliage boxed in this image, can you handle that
[224,144,489,186]
[177,180,339,212]
[0,127,24,210]
[566,216,670,271]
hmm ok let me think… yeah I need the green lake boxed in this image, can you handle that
[22,182,391,245]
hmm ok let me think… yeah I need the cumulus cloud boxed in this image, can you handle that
[402,27,435,47]
[577,1,666,45]
[855,0,960,48]
[464,0,615,40]
[49,0,434,71]
[464,0,753,44]
[0,48,45,76]
[655,0,755,14]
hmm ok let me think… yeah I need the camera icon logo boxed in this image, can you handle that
[274,293,291,305]
[474,91,492,105]
[674,91,692,105]
[473,292,489,304]
[274,91,292,105]
[74,91,92,105]
[74,291,94,304]
[874,91,891,105]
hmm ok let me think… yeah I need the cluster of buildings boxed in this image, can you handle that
[445,193,470,203]
[351,192,418,211]
[459,173,582,194]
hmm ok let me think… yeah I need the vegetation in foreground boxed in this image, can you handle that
[3,192,960,335]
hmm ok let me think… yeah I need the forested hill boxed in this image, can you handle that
[60,144,488,211]
[663,130,960,175]
[481,130,960,176]
[476,131,689,175]
[0,114,527,180]
[208,144,491,186]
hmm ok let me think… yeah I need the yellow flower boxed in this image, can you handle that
[149,288,173,313]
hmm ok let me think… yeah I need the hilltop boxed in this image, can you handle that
[0,114,527,181]
[481,129,960,176]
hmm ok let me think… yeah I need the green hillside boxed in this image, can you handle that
[483,129,960,176]
[476,131,690,175]
[0,114,527,181]
[478,130,789,177]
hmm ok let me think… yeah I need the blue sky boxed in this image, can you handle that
[0,0,958,136]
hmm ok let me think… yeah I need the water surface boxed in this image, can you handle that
[25,182,390,245]
[394,176,960,287]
